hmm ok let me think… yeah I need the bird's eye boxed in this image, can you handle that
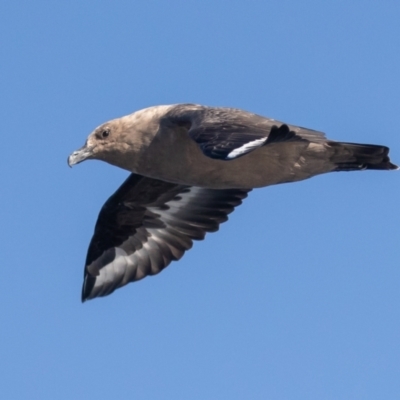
[102,129,110,138]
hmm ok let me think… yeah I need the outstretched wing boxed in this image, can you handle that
[163,104,327,160]
[82,173,251,301]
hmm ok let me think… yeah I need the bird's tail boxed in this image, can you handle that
[328,142,398,171]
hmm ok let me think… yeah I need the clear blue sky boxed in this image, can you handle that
[1,1,399,399]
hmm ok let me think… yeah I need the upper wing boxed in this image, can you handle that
[163,104,327,160]
[82,173,251,301]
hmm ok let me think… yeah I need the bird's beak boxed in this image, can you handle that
[68,144,95,167]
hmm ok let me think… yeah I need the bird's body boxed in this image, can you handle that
[68,104,397,301]
[131,111,316,189]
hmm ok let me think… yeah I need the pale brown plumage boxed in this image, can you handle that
[68,103,397,301]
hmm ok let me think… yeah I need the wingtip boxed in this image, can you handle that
[81,274,93,302]
[81,290,88,303]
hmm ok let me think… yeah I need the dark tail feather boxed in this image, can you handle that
[329,142,398,171]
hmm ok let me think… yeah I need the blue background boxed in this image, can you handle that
[1,1,399,399]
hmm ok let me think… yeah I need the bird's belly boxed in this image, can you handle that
[137,141,326,189]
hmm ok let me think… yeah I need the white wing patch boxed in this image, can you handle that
[87,187,205,297]
[226,137,267,159]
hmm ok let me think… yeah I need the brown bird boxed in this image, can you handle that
[68,104,397,301]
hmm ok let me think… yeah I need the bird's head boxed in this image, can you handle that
[67,114,147,170]
[68,106,170,170]
[67,122,117,167]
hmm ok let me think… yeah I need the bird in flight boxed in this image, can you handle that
[68,104,397,301]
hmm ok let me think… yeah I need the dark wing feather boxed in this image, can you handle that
[82,173,251,301]
[163,104,327,160]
